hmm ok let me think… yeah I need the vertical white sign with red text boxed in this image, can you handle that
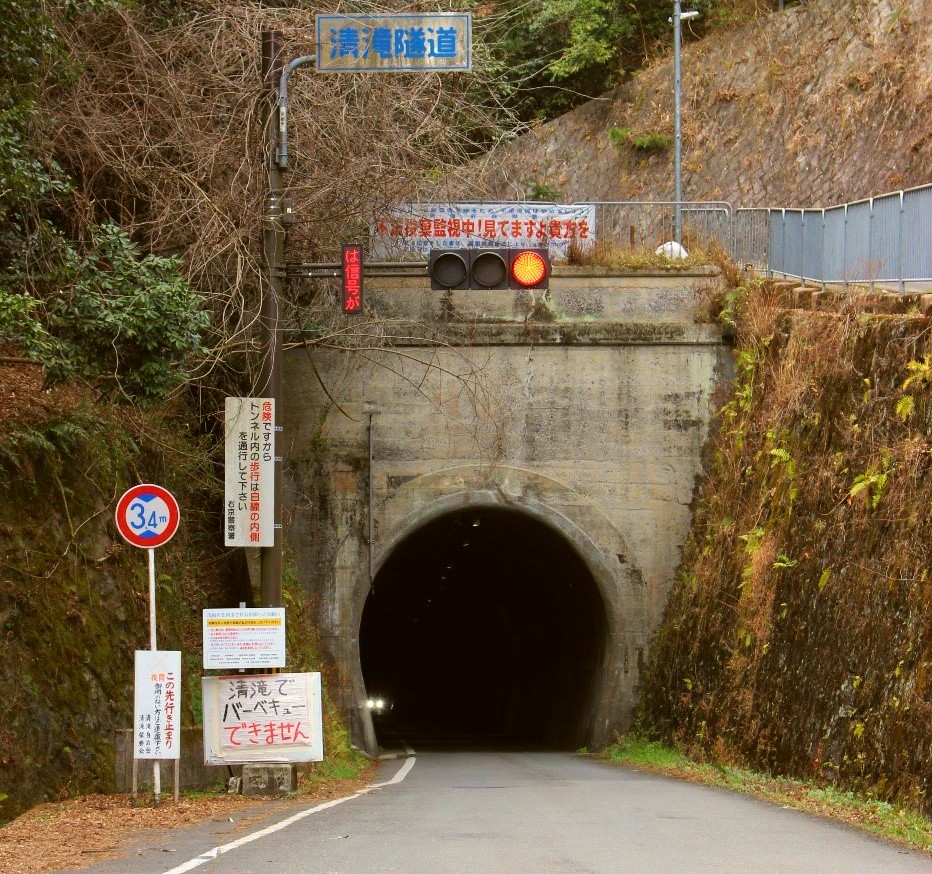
[224,397,275,547]
[134,650,181,760]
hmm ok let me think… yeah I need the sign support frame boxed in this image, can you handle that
[115,483,181,804]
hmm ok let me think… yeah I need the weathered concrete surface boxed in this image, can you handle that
[113,729,234,792]
[241,764,299,797]
[282,268,731,754]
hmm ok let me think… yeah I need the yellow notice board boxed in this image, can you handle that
[202,607,286,670]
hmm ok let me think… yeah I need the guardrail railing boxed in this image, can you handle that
[767,184,932,292]
[348,187,930,290]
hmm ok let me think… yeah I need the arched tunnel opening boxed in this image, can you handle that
[359,508,608,750]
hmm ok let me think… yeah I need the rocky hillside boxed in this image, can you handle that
[639,283,932,815]
[465,0,931,207]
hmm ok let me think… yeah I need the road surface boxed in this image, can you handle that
[59,750,931,874]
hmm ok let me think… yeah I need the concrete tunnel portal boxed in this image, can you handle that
[359,507,609,750]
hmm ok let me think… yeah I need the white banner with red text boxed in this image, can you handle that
[370,202,596,259]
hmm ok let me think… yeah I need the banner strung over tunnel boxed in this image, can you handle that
[370,202,596,259]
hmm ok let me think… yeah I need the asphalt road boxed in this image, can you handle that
[61,750,931,874]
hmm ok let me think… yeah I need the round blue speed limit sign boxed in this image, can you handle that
[115,484,180,548]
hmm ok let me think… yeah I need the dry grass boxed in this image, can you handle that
[41,1,513,400]
[639,281,932,815]
[0,766,374,874]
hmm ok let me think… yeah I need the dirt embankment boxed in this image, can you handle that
[466,0,931,207]
[639,283,932,814]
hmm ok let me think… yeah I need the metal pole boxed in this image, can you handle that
[147,548,160,802]
[673,0,683,245]
[261,30,284,610]
[368,412,374,586]
[148,548,157,651]
[897,191,905,294]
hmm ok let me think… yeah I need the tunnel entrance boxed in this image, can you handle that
[359,508,608,750]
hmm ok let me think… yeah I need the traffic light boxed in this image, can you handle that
[428,248,550,291]
[509,249,549,290]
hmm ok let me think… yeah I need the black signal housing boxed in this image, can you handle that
[428,247,549,291]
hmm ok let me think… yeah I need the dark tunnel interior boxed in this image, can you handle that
[359,508,608,750]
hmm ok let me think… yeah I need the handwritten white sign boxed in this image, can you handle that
[202,672,323,764]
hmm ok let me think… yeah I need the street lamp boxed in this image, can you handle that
[672,3,699,245]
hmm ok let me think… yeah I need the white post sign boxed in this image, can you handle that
[202,672,323,764]
[203,608,286,670]
[224,397,275,547]
[134,650,181,761]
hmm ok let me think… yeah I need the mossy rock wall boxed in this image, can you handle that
[639,286,932,814]
[0,409,220,821]
[0,403,361,823]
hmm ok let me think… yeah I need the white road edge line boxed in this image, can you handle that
[161,755,416,874]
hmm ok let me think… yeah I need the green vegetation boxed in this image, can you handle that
[601,735,932,855]
[603,735,687,769]
[527,181,563,202]
[0,0,206,402]
[607,126,672,155]
[0,400,361,822]
[631,132,672,153]
[483,0,717,122]
[607,125,631,153]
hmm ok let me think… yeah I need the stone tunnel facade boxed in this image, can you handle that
[281,267,732,754]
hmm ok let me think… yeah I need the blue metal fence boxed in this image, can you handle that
[768,184,932,291]
[371,186,929,288]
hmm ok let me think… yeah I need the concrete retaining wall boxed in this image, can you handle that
[281,268,731,753]
[113,728,237,793]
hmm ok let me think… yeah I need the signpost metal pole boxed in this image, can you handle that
[260,31,284,610]
[148,549,157,651]
[147,547,160,801]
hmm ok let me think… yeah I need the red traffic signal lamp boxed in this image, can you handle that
[510,249,549,289]
[428,248,550,291]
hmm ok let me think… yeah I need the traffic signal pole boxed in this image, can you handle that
[260,30,284,610]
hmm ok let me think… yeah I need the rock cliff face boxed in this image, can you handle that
[638,284,932,814]
[466,0,931,207]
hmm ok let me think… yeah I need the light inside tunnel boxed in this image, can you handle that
[359,508,608,750]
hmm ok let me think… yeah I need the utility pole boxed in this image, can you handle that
[260,30,284,609]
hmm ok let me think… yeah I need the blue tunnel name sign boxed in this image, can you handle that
[316,13,472,72]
